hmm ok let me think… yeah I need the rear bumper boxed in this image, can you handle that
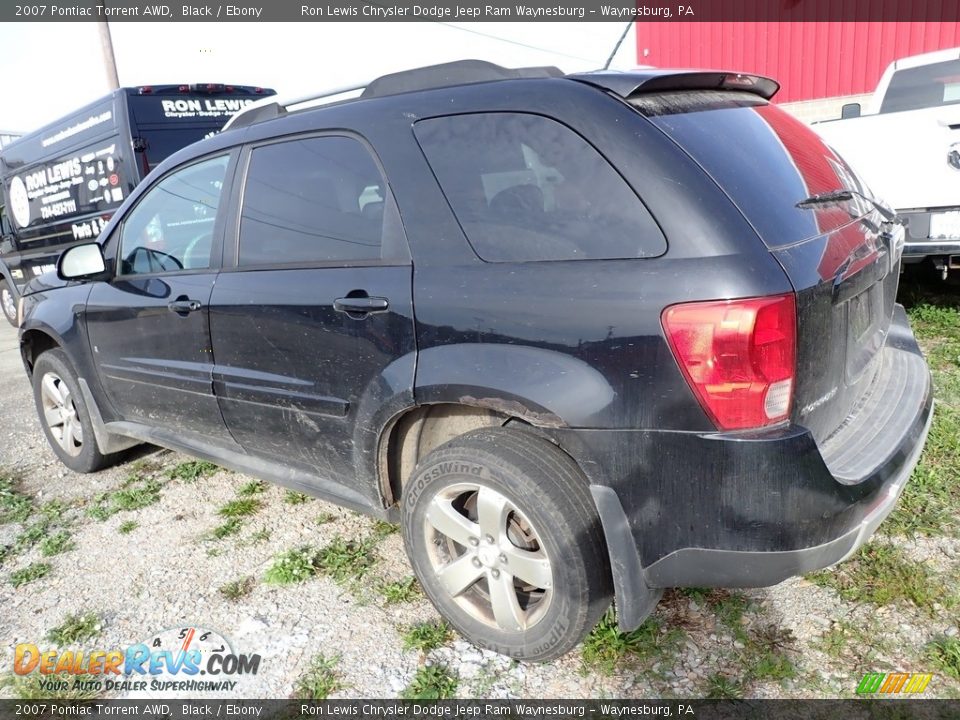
[899,210,960,257]
[557,304,932,629]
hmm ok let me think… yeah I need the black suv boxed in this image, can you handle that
[18,61,932,661]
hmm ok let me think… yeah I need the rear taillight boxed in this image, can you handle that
[661,293,796,431]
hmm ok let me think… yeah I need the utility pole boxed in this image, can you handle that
[96,6,120,90]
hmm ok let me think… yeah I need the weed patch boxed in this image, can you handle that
[401,664,458,700]
[219,577,256,600]
[47,612,101,645]
[381,576,421,604]
[10,562,51,588]
[293,654,345,699]
[808,542,941,614]
[581,610,685,674]
[167,461,220,482]
[402,621,452,652]
[218,498,262,518]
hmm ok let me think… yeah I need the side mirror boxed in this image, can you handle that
[58,243,107,281]
[841,103,861,119]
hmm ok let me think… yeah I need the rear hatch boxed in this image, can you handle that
[632,91,901,450]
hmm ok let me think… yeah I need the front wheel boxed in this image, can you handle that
[401,428,612,662]
[0,280,17,327]
[32,349,115,473]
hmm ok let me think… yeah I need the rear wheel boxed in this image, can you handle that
[32,349,115,473]
[401,427,612,661]
[0,280,17,327]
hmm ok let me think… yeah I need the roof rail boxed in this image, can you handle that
[223,81,370,131]
[223,59,564,131]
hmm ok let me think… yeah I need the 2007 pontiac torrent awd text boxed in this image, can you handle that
[17,61,932,661]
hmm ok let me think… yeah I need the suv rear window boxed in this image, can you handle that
[634,91,871,249]
[880,59,960,113]
[415,112,665,262]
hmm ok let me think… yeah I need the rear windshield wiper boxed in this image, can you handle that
[796,189,898,223]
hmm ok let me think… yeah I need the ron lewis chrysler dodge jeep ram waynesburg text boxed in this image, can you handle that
[18,61,932,661]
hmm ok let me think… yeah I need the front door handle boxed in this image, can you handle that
[334,295,389,316]
[168,298,202,316]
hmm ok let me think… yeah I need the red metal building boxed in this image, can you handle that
[635,22,960,103]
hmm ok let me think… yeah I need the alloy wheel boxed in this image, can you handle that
[423,482,553,632]
[39,372,83,456]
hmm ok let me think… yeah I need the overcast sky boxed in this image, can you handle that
[0,22,638,134]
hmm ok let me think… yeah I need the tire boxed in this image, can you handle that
[32,349,115,473]
[401,427,612,662]
[0,280,17,327]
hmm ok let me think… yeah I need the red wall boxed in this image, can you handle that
[635,22,960,103]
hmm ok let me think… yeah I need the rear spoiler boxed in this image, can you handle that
[567,69,780,100]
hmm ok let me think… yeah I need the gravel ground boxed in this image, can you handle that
[1,286,958,699]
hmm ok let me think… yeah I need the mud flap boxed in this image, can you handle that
[590,484,663,631]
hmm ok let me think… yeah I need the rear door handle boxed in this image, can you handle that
[333,296,389,316]
[168,298,202,316]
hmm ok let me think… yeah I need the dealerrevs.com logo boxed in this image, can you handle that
[14,625,261,695]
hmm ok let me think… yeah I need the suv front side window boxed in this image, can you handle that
[118,154,230,275]
[415,112,666,262]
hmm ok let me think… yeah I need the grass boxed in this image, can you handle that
[400,664,458,700]
[264,547,318,585]
[402,621,452,652]
[218,498,262,518]
[211,518,244,540]
[907,301,960,407]
[264,536,378,586]
[739,623,796,683]
[581,609,685,674]
[705,672,744,699]
[316,512,337,525]
[248,528,271,544]
[166,460,220,482]
[10,562,51,588]
[815,618,889,662]
[113,478,163,511]
[293,653,345,699]
[40,530,74,557]
[118,520,138,534]
[372,520,400,538]
[314,537,377,582]
[284,491,310,505]
[46,612,101,645]
[219,576,255,600]
[0,477,33,524]
[381,576,421,604]
[238,480,266,496]
[87,477,162,520]
[926,637,960,681]
[808,542,941,614]
[16,520,51,549]
[886,405,960,537]
[39,500,67,522]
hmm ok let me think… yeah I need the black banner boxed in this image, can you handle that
[0,700,959,720]
[3,0,960,22]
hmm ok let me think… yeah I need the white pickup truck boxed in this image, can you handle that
[814,47,960,278]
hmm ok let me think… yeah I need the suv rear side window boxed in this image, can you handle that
[415,113,665,262]
[239,136,387,266]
